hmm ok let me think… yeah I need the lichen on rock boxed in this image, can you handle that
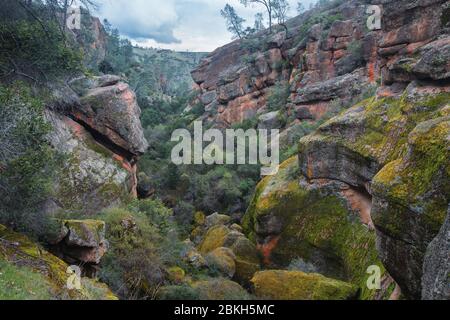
[0,224,117,300]
[251,270,357,300]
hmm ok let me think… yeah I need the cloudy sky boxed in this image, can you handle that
[95,0,318,52]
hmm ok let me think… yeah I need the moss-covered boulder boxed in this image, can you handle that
[166,267,186,284]
[53,220,108,265]
[205,247,236,278]
[371,114,449,298]
[251,270,357,300]
[206,213,231,228]
[193,278,250,300]
[297,91,450,299]
[228,236,261,285]
[0,224,117,300]
[198,224,261,285]
[198,225,231,254]
[243,156,386,299]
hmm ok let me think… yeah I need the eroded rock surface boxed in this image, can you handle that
[46,75,148,215]
[52,220,108,267]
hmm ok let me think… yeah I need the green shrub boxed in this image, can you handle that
[0,20,83,81]
[99,200,188,300]
[99,207,166,299]
[173,201,195,230]
[158,285,200,300]
[267,81,290,111]
[0,83,60,241]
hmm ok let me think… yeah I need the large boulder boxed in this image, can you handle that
[371,110,450,298]
[293,69,368,105]
[205,247,236,278]
[242,157,389,299]
[46,111,135,215]
[193,278,250,300]
[258,111,283,130]
[412,38,450,81]
[69,75,149,156]
[197,220,261,285]
[53,220,108,265]
[251,270,357,300]
[205,213,231,229]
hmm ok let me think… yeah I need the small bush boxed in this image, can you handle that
[0,83,60,241]
[158,285,200,300]
[267,81,290,112]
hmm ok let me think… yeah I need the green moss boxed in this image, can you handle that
[198,225,230,254]
[0,224,117,300]
[64,219,105,243]
[251,270,357,300]
[193,278,250,300]
[243,157,385,299]
[372,115,449,238]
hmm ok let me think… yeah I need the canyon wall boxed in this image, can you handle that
[191,0,449,300]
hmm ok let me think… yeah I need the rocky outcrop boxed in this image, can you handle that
[297,89,449,299]
[197,0,449,300]
[46,75,148,215]
[191,0,383,127]
[187,213,261,286]
[243,157,395,300]
[69,76,149,156]
[51,220,108,274]
[0,224,117,300]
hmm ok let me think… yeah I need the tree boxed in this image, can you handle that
[272,0,290,32]
[240,0,274,33]
[221,4,246,39]
[254,12,265,31]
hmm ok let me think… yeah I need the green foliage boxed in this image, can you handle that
[240,37,267,54]
[0,259,52,300]
[158,285,200,300]
[0,83,60,240]
[173,201,196,232]
[231,116,259,130]
[99,200,184,300]
[0,2,84,82]
[221,4,246,40]
[267,81,290,111]
[297,11,344,43]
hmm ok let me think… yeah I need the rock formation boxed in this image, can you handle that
[45,75,148,216]
[195,0,450,300]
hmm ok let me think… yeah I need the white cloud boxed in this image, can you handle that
[96,0,318,51]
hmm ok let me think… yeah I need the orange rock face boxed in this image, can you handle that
[191,0,448,130]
